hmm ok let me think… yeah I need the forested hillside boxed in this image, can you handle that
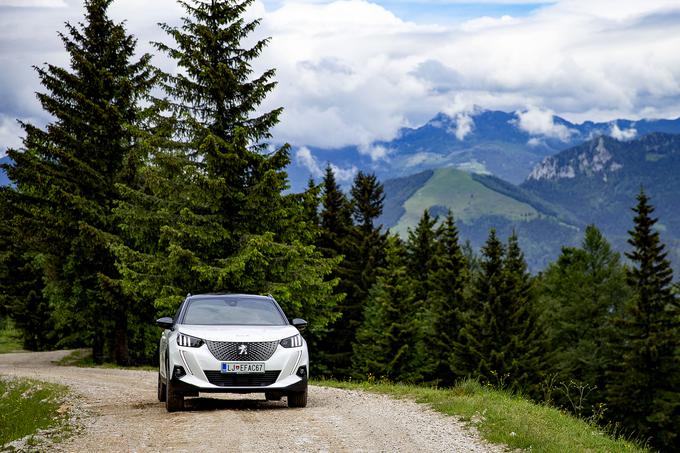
[0,1,679,451]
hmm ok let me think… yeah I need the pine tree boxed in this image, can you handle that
[451,230,544,394]
[501,232,546,396]
[314,165,356,375]
[606,190,680,451]
[452,229,505,381]
[538,225,629,412]
[301,177,321,229]
[1,0,154,362]
[424,211,468,385]
[406,210,438,302]
[353,236,421,381]
[319,165,353,256]
[113,0,341,357]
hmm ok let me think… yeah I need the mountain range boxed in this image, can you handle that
[289,109,680,191]
[380,132,680,270]
[3,110,680,271]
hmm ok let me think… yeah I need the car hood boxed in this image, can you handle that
[177,325,300,342]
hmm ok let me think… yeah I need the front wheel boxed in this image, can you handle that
[287,388,307,408]
[157,373,166,402]
[165,363,184,412]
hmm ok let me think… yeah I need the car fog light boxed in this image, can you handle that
[173,365,186,379]
[296,366,307,378]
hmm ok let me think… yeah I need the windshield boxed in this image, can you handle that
[181,296,287,326]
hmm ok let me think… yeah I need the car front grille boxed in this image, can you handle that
[203,370,281,387]
[205,340,279,361]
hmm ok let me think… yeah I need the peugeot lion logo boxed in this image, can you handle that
[238,344,248,355]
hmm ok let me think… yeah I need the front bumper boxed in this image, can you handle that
[171,371,308,394]
[167,339,309,394]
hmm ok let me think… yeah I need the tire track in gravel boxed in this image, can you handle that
[0,350,506,453]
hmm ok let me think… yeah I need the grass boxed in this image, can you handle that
[56,349,156,371]
[0,318,23,354]
[314,378,647,453]
[393,167,540,237]
[0,376,71,449]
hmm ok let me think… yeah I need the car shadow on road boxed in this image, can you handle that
[182,396,289,412]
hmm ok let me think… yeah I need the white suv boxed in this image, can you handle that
[156,294,309,411]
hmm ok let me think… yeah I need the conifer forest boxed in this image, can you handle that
[0,1,679,450]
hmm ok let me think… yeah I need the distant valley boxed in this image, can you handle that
[379,133,680,270]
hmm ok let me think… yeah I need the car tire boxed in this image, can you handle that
[158,373,166,402]
[165,363,184,412]
[287,388,307,408]
[265,391,282,401]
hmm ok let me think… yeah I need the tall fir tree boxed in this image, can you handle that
[113,0,341,358]
[315,165,356,375]
[353,236,422,381]
[347,171,387,353]
[423,211,468,385]
[318,165,353,256]
[452,230,544,394]
[406,210,438,302]
[500,232,546,396]
[452,229,505,381]
[1,0,154,362]
[606,190,680,451]
[538,225,629,413]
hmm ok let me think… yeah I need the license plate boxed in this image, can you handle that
[220,362,265,374]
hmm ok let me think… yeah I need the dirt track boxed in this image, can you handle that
[0,350,504,452]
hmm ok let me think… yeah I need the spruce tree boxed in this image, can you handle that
[606,190,680,451]
[452,229,504,381]
[2,0,154,362]
[349,171,387,333]
[319,165,353,256]
[406,210,438,302]
[452,230,544,394]
[501,232,546,396]
[353,236,421,381]
[315,165,356,376]
[424,211,468,385]
[113,0,341,357]
[538,225,629,412]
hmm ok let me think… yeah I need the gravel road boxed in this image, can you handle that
[0,350,505,452]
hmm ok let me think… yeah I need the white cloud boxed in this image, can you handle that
[609,123,637,141]
[331,163,359,182]
[2,0,680,152]
[451,113,474,140]
[294,146,358,181]
[0,0,66,6]
[461,15,518,32]
[358,144,391,161]
[515,108,575,141]
[295,146,323,177]
[0,115,25,156]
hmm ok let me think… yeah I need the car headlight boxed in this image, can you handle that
[176,333,203,348]
[280,334,303,348]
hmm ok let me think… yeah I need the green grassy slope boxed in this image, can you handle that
[0,318,23,354]
[316,379,647,453]
[391,168,542,237]
[0,377,70,448]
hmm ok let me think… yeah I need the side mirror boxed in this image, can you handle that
[156,317,174,329]
[292,318,307,332]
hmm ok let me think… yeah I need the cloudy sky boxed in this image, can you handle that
[1,0,680,156]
